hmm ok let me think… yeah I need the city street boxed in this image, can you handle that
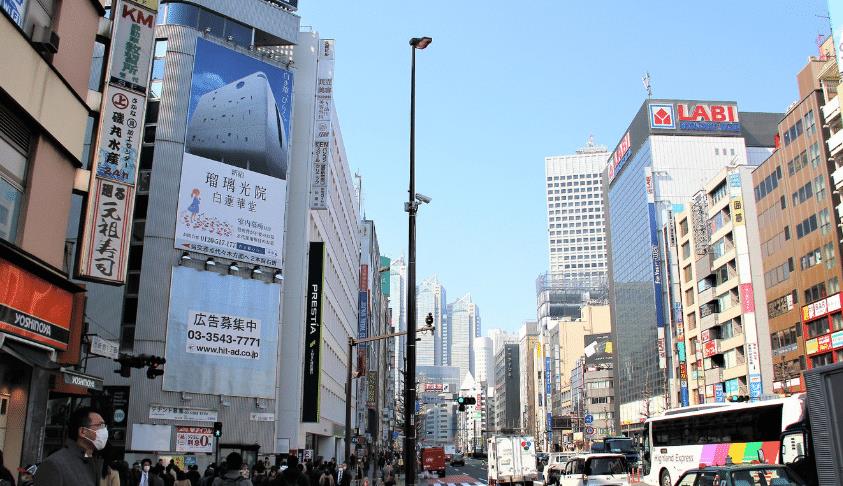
[424,457,487,486]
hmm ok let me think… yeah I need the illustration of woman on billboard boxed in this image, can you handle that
[188,188,201,222]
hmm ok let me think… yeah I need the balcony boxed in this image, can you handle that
[698,285,716,305]
[823,95,840,124]
[705,367,723,384]
[723,361,748,381]
[828,129,843,157]
[833,165,843,191]
[699,306,719,330]
[695,253,714,277]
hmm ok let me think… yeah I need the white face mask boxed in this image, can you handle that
[85,426,108,450]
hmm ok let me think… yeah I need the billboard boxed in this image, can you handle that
[175,38,293,267]
[175,426,214,453]
[78,0,156,284]
[302,242,325,422]
[583,333,613,366]
[649,102,740,133]
[163,266,281,398]
[311,39,334,210]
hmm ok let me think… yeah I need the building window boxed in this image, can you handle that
[805,110,816,136]
[149,40,168,99]
[831,312,843,332]
[804,282,827,304]
[0,103,32,243]
[810,353,833,368]
[805,318,829,338]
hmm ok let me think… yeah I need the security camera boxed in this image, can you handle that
[415,193,432,204]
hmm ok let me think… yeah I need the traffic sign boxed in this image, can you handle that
[584,414,594,424]
[585,426,595,436]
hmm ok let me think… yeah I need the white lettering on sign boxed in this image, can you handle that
[15,313,51,336]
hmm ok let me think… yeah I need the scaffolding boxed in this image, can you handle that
[535,272,608,321]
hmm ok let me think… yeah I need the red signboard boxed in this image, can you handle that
[740,283,755,313]
[679,362,688,380]
[703,340,719,358]
[818,334,832,353]
[701,329,711,343]
[677,103,739,123]
[359,265,368,291]
[0,259,73,350]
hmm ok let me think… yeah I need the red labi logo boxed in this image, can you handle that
[653,107,672,126]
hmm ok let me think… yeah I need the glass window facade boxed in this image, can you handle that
[608,141,664,406]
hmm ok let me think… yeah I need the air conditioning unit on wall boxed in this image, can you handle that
[32,25,60,54]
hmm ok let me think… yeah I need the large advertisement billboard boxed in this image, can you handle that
[302,242,325,422]
[163,266,281,398]
[175,38,293,268]
[583,333,613,366]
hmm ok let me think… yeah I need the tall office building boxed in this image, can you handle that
[493,343,521,434]
[605,99,779,434]
[417,275,446,366]
[474,336,494,387]
[448,293,480,381]
[389,257,407,399]
[519,321,539,436]
[545,139,610,282]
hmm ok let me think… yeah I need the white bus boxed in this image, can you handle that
[639,395,805,486]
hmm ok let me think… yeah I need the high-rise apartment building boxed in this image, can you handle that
[389,257,407,400]
[605,99,779,434]
[447,293,480,381]
[545,139,610,282]
[751,48,843,388]
[673,166,774,405]
[417,275,446,367]
[474,336,494,387]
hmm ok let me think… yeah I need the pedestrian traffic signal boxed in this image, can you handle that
[213,421,223,438]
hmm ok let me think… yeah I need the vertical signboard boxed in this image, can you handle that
[163,267,280,398]
[357,290,369,376]
[174,38,293,267]
[302,242,325,422]
[645,168,667,369]
[380,256,391,297]
[367,371,378,409]
[310,39,334,210]
[78,0,157,284]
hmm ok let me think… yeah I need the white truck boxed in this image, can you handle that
[487,436,540,486]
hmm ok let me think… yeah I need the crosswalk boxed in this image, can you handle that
[426,474,486,486]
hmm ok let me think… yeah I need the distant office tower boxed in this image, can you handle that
[417,276,446,366]
[545,139,610,283]
[448,294,480,381]
[390,257,407,397]
[474,336,494,387]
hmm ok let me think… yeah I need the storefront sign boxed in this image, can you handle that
[703,340,719,358]
[730,198,745,226]
[367,371,377,409]
[831,330,843,349]
[768,293,794,318]
[149,406,218,422]
[0,259,73,350]
[1,0,26,26]
[805,338,818,355]
[650,102,740,132]
[175,426,214,453]
[802,292,841,321]
[302,242,325,422]
[817,334,832,353]
[61,369,103,390]
[78,179,133,284]
[249,412,275,422]
[740,283,755,313]
[90,335,119,359]
[94,85,144,185]
[607,131,631,183]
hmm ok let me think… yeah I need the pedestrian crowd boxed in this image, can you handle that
[0,407,401,486]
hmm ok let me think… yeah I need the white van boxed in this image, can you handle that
[559,454,628,486]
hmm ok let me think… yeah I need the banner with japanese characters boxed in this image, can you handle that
[176,38,293,267]
[174,154,285,267]
[310,39,334,210]
[77,0,156,284]
[79,179,133,282]
[175,426,214,453]
[163,266,280,398]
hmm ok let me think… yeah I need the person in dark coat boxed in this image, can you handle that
[35,407,107,486]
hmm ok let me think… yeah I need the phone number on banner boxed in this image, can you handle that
[186,310,262,360]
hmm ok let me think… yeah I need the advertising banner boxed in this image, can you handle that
[357,290,368,375]
[163,267,280,398]
[176,38,293,267]
[740,283,755,313]
[175,426,214,453]
[109,0,156,94]
[646,169,667,368]
[80,180,133,282]
[78,1,156,285]
[380,256,391,296]
[544,357,551,395]
[583,333,613,366]
[1,0,26,26]
[311,39,334,210]
[367,371,378,409]
[302,242,325,422]
[0,259,73,350]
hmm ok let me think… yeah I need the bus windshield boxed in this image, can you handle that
[605,438,634,453]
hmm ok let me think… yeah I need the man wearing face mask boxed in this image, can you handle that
[34,406,107,486]
[135,459,164,486]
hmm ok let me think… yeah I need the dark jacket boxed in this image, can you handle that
[212,470,253,486]
[133,472,165,486]
[34,439,101,486]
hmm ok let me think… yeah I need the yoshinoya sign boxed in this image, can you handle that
[649,102,740,133]
[302,242,325,422]
[61,369,103,391]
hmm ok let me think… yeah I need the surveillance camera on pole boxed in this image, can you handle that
[415,193,432,204]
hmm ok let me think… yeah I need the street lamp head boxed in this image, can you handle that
[410,37,433,49]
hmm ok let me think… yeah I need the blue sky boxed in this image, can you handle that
[297,0,831,335]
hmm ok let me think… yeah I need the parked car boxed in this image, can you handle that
[674,464,807,486]
[558,453,628,486]
[450,453,465,467]
[543,452,577,483]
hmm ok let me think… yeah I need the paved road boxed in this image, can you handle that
[425,457,487,485]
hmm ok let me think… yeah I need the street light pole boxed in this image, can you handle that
[405,35,431,486]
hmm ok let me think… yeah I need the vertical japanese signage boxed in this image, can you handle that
[78,0,157,284]
[302,242,325,422]
[163,267,280,398]
[645,168,667,369]
[367,371,378,409]
[380,256,391,297]
[357,290,369,376]
[175,38,293,267]
[310,39,334,210]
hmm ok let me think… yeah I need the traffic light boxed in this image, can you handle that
[728,395,750,402]
[213,421,223,438]
[113,354,166,379]
[144,355,166,379]
[455,396,476,412]
[425,313,434,326]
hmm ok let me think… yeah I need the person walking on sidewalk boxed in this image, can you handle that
[35,407,108,486]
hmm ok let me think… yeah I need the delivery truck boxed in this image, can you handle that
[421,447,446,478]
[487,436,539,486]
